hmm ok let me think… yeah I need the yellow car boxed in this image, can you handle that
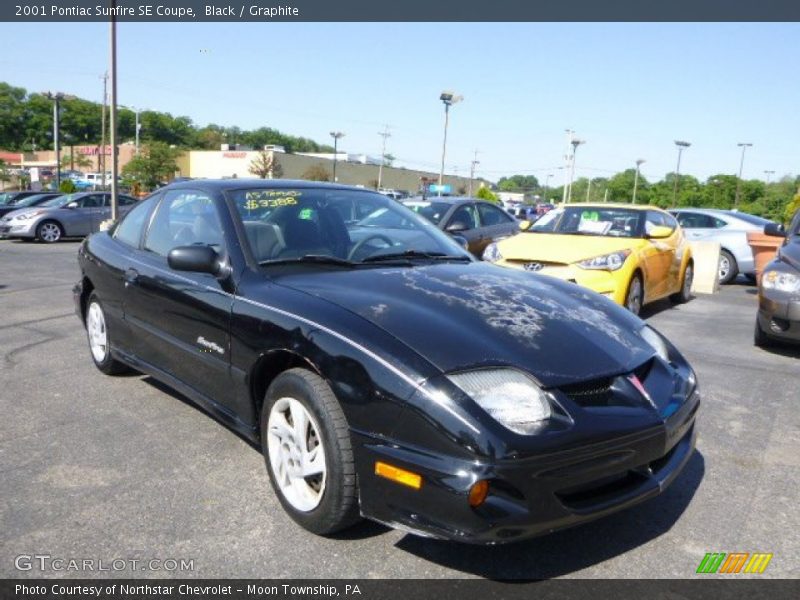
[483,203,694,314]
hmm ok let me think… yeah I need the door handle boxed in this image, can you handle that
[124,268,139,287]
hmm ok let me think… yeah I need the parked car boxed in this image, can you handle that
[0,191,138,243]
[0,191,41,206]
[483,204,694,315]
[669,208,777,284]
[74,180,699,543]
[754,210,800,347]
[0,193,61,218]
[402,197,520,257]
[535,202,556,217]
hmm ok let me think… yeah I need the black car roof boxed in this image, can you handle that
[403,196,482,206]
[162,179,367,193]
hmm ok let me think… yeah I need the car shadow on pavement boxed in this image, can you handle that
[394,451,705,580]
[757,343,800,359]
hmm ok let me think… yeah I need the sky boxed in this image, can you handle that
[0,22,798,185]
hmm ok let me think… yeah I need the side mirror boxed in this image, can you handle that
[518,220,532,231]
[647,225,673,239]
[65,201,79,209]
[450,234,469,250]
[446,221,469,233]
[168,245,224,276]
[764,223,786,238]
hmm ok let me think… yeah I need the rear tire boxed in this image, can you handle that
[260,368,361,535]
[36,220,63,243]
[670,262,694,304]
[718,249,738,285]
[624,273,644,315]
[85,293,129,375]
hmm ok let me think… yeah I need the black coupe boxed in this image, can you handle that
[74,180,699,543]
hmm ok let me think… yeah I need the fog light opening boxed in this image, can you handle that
[468,480,490,508]
[769,318,789,333]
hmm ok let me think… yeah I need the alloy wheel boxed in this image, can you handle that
[267,397,327,512]
[87,302,108,363]
[39,222,61,243]
[626,276,643,314]
[718,255,730,282]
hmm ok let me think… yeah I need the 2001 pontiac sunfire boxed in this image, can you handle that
[74,180,699,543]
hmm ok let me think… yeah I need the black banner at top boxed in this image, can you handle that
[2,0,800,22]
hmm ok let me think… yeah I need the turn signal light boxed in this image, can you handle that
[375,461,422,490]
[468,480,490,507]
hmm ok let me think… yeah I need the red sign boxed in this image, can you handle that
[79,146,111,156]
[223,152,247,158]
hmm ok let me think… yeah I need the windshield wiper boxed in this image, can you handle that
[259,254,357,267]
[362,250,472,263]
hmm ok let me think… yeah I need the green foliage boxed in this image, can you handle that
[58,179,77,193]
[122,142,180,191]
[0,81,334,153]
[784,191,800,224]
[302,164,330,182]
[497,174,539,192]
[475,186,499,203]
[0,159,10,183]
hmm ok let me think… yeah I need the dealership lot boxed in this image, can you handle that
[0,239,797,579]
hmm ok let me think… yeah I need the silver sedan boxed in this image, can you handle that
[0,192,138,243]
[669,208,777,284]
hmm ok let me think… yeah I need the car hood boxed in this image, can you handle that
[273,262,654,388]
[0,207,43,220]
[497,233,644,263]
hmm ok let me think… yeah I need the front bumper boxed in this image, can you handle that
[354,390,699,544]
[497,260,628,304]
[0,220,36,238]
[757,288,800,343]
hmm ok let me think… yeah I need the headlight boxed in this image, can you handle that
[447,369,551,434]
[640,325,670,362]
[12,211,41,221]
[762,269,800,293]
[577,249,631,271]
[482,242,502,263]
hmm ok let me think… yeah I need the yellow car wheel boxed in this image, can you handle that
[670,261,694,304]
[624,272,644,315]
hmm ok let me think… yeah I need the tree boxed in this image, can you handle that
[475,186,499,203]
[249,150,281,179]
[59,179,77,193]
[122,141,180,191]
[0,159,11,190]
[383,153,395,167]
[784,190,800,224]
[62,148,92,171]
[497,174,539,192]
[302,164,330,182]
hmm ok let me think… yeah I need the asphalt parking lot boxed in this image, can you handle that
[0,238,798,579]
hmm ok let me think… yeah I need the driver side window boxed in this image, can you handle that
[448,205,478,231]
[144,190,222,258]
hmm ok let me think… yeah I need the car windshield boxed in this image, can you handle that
[40,194,79,208]
[0,193,19,205]
[401,200,452,225]
[228,188,470,265]
[14,193,57,207]
[531,206,644,238]
[727,211,774,227]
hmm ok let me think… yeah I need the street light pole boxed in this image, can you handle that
[109,11,119,220]
[43,92,65,189]
[633,158,646,204]
[561,129,574,204]
[438,91,463,196]
[135,108,141,154]
[543,173,553,203]
[377,125,390,190]
[734,142,753,208]
[764,169,775,184]
[672,140,691,208]
[468,149,479,197]
[329,131,344,182]
[567,138,585,203]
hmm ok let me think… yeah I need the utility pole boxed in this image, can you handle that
[468,149,479,197]
[764,169,775,184]
[43,92,67,189]
[135,109,141,154]
[633,158,646,203]
[109,11,119,220]
[734,142,753,208]
[672,140,691,208]
[561,129,574,204]
[438,91,463,195]
[100,72,108,188]
[376,125,390,190]
[567,138,585,203]
[585,178,592,202]
[543,173,553,203]
[329,131,344,182]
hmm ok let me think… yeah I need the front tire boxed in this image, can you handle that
[36,220,63,243]
[719,249,738,285]
[754,317,772,348]
[85,293,129,375]
[670,262,694,304]
[260,368,360,535]
[624,273,644,315]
